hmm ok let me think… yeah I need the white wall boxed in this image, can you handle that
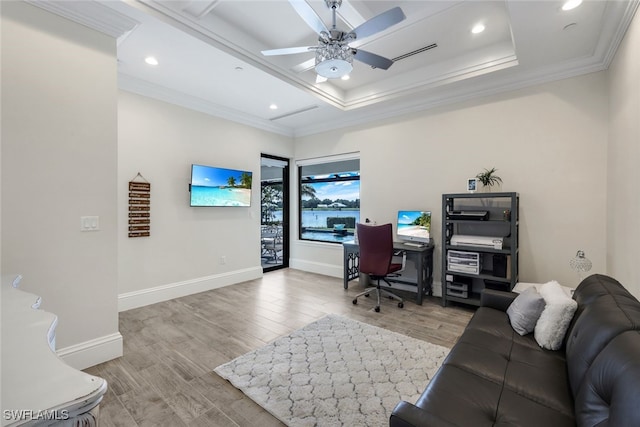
[607,7,640,297]
[1,2,121,368]
[117,91,294,310]
[292,73,609,291]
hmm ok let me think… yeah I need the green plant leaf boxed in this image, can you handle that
[476,168,502,186]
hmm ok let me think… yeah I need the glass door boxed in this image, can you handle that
[261,154,289,272]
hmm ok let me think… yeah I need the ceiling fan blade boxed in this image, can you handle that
[261,46,314,56]
[353,49,394,70]
[292,57,316,73]
[288,0,329,35]
[336,0,366,29]
[350,7,406,40]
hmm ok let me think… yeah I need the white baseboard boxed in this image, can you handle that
[57,332,123,370]
[289,258,342,278]
[118,267,263,312]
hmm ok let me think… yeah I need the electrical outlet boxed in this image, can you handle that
[220,256,226,265]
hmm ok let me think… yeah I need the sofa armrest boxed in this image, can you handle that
[480,289,518,312]
[390,401,460,427]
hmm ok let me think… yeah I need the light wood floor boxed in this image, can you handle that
[85,268,474,427]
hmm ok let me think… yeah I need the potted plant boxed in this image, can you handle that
[476,168,503,191]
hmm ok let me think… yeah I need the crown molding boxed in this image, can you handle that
[600,0,640,67]
[26,0,640,139]
[341,54,519,111]
[25,0,139,38]
[135,0,347,110]
[292,58,610,137]
[119,73,295,137]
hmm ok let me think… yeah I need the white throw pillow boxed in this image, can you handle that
[534,280,578,350]
[506,287,546,336]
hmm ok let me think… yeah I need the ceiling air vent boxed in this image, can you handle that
[392,43,438,62]
[270,105,319,121]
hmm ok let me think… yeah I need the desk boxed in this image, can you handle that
[342,240,434,305]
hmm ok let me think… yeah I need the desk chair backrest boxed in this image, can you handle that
[357,223,394,277]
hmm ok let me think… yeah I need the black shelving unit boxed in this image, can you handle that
[441,192,519,307]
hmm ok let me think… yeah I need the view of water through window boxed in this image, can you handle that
[299,165,360,243]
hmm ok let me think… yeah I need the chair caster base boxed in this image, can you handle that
[375,306,380,312]
[398,302,404,308]
[352,299,358,305]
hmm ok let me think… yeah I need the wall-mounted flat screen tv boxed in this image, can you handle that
[397,210,431,244]
[190,164,252,207]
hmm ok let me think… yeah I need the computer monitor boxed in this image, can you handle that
[397,211,431,245]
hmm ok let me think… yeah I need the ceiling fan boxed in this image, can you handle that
[261,0,406,81]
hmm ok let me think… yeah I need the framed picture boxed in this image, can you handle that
[467,178,478,193]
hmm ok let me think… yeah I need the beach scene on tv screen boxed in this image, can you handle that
[191,165,252,207]
[398,211,431,239]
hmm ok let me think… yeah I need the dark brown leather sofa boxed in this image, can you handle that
[390,274,640,427]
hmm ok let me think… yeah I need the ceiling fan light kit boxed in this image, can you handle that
[262,0,406,80]
[315,43,353,78]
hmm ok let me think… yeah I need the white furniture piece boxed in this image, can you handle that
[1,275,107,426]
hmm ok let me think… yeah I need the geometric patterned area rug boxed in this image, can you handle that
[214,314,449,427]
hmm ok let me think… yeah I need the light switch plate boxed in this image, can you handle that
[80,216,99,231]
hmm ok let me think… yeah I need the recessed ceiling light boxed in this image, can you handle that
[562,0,583,11]
[144,56,158,66]
[471,24,485,34]
[341,75,350,81]
[269,104,278,110]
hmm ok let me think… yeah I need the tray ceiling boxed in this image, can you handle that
[29,0,639,136]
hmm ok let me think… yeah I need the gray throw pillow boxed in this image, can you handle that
[506,286,546,336]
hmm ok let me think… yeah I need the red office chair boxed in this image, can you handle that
[352,223,404,312]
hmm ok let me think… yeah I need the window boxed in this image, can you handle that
[298,156,360,243]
